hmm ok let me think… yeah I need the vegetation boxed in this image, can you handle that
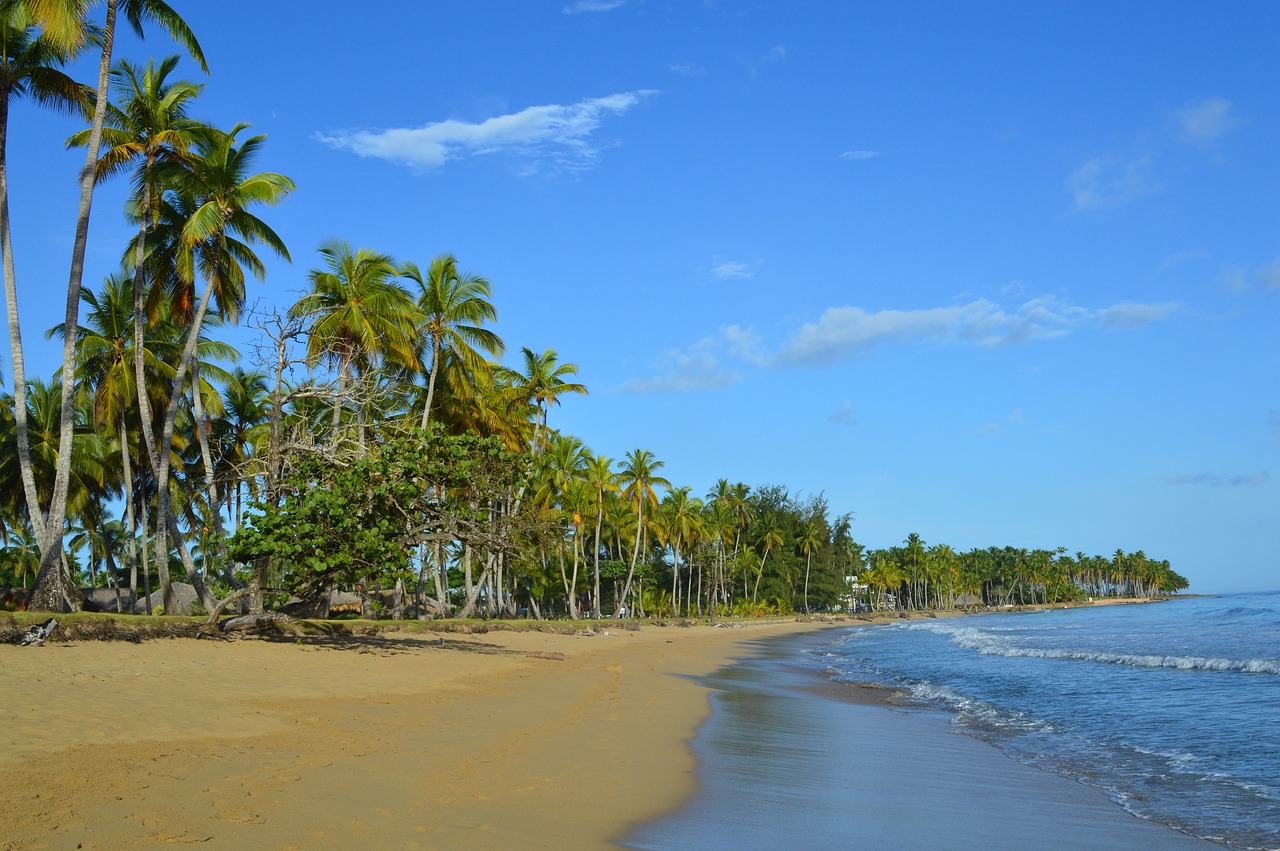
[0,2,1189,622]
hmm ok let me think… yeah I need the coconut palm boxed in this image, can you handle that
[799,519,821,614]
[0,6,90,573]
[290,240,415,440]
[615,448,668,616]
[67,53,201,545]
[515,347,586,454]
[147,123,291,613]
[752,513,783,604]
[582,452,617,617]
[400,254,503,430]
[23,0,206,611]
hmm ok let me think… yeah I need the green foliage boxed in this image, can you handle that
[229,426,529,597]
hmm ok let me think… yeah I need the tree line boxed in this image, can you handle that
[0,2,1189,618]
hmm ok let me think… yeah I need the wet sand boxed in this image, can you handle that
[624,629,1216,850]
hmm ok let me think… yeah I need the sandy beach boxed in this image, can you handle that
[0,619,832,850]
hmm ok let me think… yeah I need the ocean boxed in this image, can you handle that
[626,593,1278,850]
[821,593,1280,849]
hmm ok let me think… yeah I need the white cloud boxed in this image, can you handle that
[778,296,1104,366]
[617,349,740,394]
[712,260,754,280]
[1177,97,1236,146]
[1067,154,1157,210]
[841,150,881,161]
[563,0,624,13]
[620,294,1179,392]
[1165,471,1269,488]
[617,326,763,394]
[1096,301,1180,329]
[317,91,655,172]
[720,324,766,364]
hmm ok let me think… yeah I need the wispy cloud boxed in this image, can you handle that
[616,347,740,394]
[778,295,1112,367]
[1258,257,1280,291]
[619,294,1177,392]
[1165,471,1269,488]
[1067,154,1157,211]
[563,0,624,13]
[669,62,704,77]
[317,91,655,172]
[760,45,787,64]
[841,150,881,161]
[711,259,754,280]
[828,401,857,428]
[1096,301,1180,329]
[617,325,763,394]
[1177,97,1236,146]
[981,408,1026,436]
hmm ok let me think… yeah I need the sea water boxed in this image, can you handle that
[821,593,1280,849]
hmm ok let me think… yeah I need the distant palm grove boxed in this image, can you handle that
[0,3,1189,619]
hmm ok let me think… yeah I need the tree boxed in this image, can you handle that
[799,519,821,614]
[24,0,206,611]
[401,254,502,430]
[0,5,89,603]
[290,240,415,441]
[582,452,617,617]
[145,123,291,613]
[515,347,586,454]
[615,448,667,616]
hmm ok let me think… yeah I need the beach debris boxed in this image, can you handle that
[525,651,565,661]
[18,618,58,646]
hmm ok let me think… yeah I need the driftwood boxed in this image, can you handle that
[525,651,565,661]
[18,618,57,646]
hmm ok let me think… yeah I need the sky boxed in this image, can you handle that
[5,1,1278,593]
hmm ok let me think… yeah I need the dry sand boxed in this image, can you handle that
[0,619,835,850]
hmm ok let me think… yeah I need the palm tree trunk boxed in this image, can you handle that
[420,336,439,430]
[153,274,220,613]
[29,0,120,612]
[189,357,227,569]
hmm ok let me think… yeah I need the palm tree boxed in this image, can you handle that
[516,347,586,454]
[0,6,89,583]
[752,514,783,604]
[291,240,415,440]
[67,53,201,564]
[23,0,206,611]
[582,452,617,618]
[149,123,291,613]
[615,449,668,616]
[401,254,503,430]
[214,366,267,529]
[799,519,821,614]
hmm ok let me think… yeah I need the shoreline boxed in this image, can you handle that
[625,626,1215,850]
[0,601,1184,849]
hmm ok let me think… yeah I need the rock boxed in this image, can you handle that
[80,588,134,613]
[133,582,198,616]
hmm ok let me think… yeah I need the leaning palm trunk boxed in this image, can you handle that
[189,357,229,582]
[28,0,120,612]
[151,274,220,613]
[118,418,140,611]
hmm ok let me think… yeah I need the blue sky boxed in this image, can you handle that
[5,1,1278,593]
